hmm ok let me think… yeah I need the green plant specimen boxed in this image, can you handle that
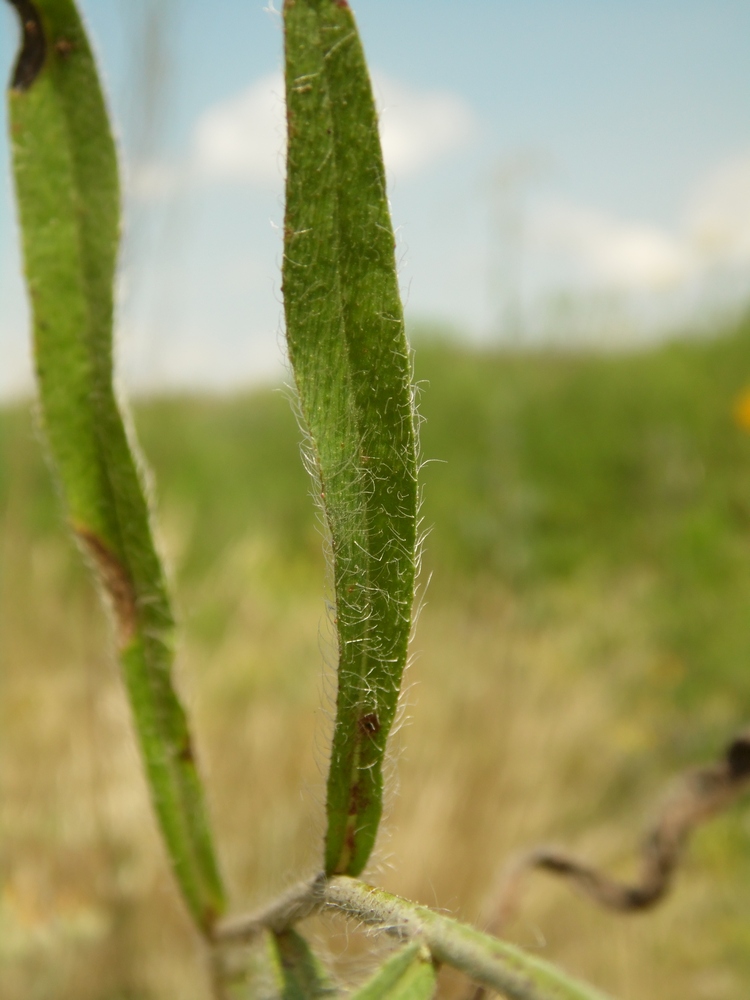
[283,0,418,879]
[5,0,225,932]
[3,0,623,996]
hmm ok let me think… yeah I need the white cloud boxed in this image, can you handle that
[130,70,478,199]
[530,200,692,291]
[524,151,750,301]
[0,265,33,401]
[510,153,750,342]
[126,160,183,201]
[0,325,32,401]
[372,73,477,177]
[686,152,750,264]
[193,71,286,187]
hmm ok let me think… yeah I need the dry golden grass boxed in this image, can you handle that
[2,417,749,999]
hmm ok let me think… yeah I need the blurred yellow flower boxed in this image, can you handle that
[733,388,750,431]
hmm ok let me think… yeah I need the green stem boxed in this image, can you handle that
[323,879,611,1000]
[215,876,612,1000]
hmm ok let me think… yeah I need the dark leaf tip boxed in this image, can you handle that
[727,733,750,780]
[6,0,46,91]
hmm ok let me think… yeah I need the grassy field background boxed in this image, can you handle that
[4,317,750,997]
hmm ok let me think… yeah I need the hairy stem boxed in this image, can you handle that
[214,875,324,943]
[215,876,610,1000]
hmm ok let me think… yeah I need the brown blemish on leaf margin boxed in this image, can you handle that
[75,526,137,645]
[178,737,196,765]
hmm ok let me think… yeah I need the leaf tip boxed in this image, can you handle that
[6,0,46,92]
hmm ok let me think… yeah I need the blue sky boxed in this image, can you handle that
[2,0,750,396]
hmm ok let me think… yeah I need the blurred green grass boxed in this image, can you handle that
[4,316,750,997]
[417,318,750,727]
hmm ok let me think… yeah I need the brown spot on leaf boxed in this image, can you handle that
[358,712,380,737]
[75,527,137,646]
[178,739,195,765]
[345,823,356,856]
[54,37,74,58]
[348,781,369,815]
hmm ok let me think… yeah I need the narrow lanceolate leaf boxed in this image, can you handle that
[272,930,338,1000]
[224,929,336,1000]
[283,0,418,877]
[5,0,225,931]
[352,943,437,1000]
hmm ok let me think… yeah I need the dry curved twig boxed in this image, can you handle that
[468,730,750,1000]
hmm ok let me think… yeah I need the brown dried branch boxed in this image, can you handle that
[467,730,750,1000]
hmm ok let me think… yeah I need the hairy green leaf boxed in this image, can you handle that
[283,0,419,877]
[5,0,225,931]
[351,943,437,1000]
